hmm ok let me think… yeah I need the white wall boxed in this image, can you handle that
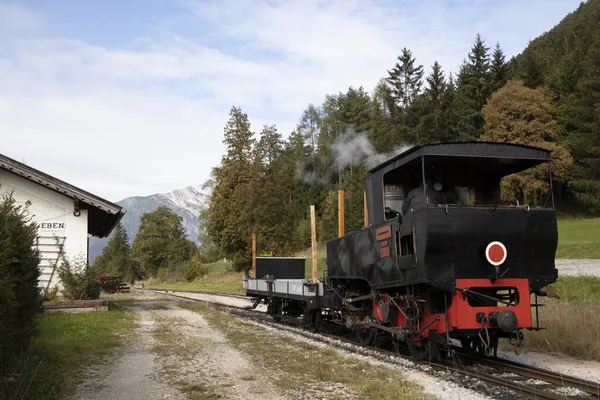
[0,170,89,291]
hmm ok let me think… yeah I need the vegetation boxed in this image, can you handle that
[511,0,600,212]
[0,306,135,400]
[56,254,101,300]
[202,2,600,267]
[0,191,41,381]
[522,276,600,361]
[92,223,139,283]
[481,80,572,205]
[556,217,600,258]
[145,260,243,294]
[132,206,197,279]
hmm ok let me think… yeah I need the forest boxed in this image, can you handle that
[202,0,600,270]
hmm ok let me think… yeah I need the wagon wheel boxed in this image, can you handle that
[272,302,283,322]
[304,310,322,332]
[460,338,486,358]
[356,327,378,346]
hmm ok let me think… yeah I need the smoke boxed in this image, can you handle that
[330,129,410,171]
[296,127,413,185]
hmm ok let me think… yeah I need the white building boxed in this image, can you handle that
[0,153,124,293]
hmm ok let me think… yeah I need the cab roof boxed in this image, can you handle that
[369,141,552,176]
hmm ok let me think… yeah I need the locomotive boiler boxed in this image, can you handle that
[246,141,559,360]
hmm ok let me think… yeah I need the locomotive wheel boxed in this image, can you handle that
[460,338,486,358]
[407,339,430,361]
[407,338,440,361]
[356,328,378,346]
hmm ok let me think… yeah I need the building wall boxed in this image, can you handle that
[0,170,89,291]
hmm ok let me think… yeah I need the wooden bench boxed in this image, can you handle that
[99,276,131,294]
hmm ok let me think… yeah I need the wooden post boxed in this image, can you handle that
[310,205,317,282]
[363,190,368,227]
[338,189,345,238]
[251,233,256,278]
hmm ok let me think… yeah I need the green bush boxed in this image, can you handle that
[0,191,41,377]
[57,254,100,300]
[156,267,170,283]
[181,258,206,282]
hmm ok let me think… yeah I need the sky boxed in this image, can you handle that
[0,0,584,201]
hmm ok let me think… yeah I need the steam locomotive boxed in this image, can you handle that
[246,141,559,359]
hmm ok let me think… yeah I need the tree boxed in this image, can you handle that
[490,42,508,92]
[204,106,256,271]
[0,191,41,378]
[132,206,195,277]
[481,80,573,205]
[93,223,138,282]
[386,47,424,108]
[418,61,448,143]
[248,125,295,255]
[455,34,492,140]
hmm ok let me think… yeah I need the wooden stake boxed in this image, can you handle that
[363,190,368,227]
[338,189,345,238]
[310,205,317,282]
[251,233,256,278]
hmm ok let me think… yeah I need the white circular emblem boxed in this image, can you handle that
[486,241,507,266]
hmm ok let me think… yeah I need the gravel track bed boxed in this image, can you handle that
[556,259,600,276]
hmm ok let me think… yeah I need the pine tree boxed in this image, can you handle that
[455,34,492,140]
[249,125,295,255]
[204,106,256,271]
[386,48,424,108]
[93,223,138,282]
[519,47,544,88]
[418,61,447,143]
[490,42,508,92]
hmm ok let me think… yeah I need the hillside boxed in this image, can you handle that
[512,0,600,212]
[89,185,207,263]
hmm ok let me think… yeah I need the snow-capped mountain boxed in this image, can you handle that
[88,185,207,263]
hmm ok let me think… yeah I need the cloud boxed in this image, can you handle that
[0,0,583,201]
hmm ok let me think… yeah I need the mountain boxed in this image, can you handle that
[89,185,207,263]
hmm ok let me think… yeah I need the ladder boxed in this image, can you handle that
[36,235,66,294]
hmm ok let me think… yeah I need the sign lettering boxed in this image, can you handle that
[40,222,66,230]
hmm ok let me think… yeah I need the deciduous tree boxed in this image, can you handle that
[481,80,573,205]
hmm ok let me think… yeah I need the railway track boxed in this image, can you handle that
[146,289,600,400]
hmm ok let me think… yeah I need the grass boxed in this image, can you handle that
[145,260,245,294]
[520,276,600,361]
[181,301,431,400]
[294,243,328,279]
[1,305,136,400]
[556,217,600,259]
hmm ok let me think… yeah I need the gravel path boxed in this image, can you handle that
[152,306,283,400]
[71,299,281,400]
[151,290,268,311]
[555,259,600,277]
[498,349,600,385]
[69,304,183,400]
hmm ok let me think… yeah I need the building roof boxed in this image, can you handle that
[0,153,124,238]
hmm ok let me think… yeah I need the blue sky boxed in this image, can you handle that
[1,0,584,201]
